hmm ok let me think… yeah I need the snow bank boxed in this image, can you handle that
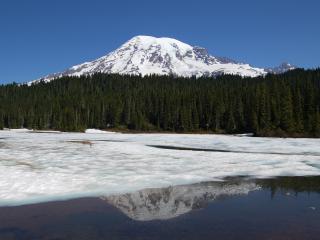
[0,131,319,206]
[7,128,33,132]
[85,129,117,134]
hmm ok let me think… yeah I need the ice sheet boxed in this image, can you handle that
[0,130,319,206]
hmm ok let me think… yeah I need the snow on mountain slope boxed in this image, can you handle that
[29,36,294,84]
[265,62,297,74]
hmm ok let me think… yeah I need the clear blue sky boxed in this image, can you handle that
[0,0,319,83]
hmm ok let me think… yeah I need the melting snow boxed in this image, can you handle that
[0,130,319,206]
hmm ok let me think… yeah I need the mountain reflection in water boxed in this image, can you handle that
[102,176,320,221]
[102,180,259,221]
[1,177,320,240]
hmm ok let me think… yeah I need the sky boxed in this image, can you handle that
[0,0,319,84]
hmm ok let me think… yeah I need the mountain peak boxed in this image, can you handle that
[29,36,296,84]
[265,62,297,74]
[127,35,192,47]
[279,62,295,68]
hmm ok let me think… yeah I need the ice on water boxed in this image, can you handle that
[0,130,320,206]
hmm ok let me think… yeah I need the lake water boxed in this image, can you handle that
[0,177,319,240]
[0,130,320,239]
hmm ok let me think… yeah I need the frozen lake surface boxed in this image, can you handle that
[0,130,320,206]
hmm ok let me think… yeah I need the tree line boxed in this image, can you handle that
[0,69,319,137]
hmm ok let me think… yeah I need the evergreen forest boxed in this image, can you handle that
[0,69,319,137]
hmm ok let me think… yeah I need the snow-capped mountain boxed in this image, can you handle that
[30,35,295,84]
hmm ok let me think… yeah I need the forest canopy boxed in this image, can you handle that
[0,69,319,137]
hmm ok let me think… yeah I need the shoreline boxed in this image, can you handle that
[1,128,319,139]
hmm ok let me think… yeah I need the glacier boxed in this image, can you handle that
[0,130,319,206]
